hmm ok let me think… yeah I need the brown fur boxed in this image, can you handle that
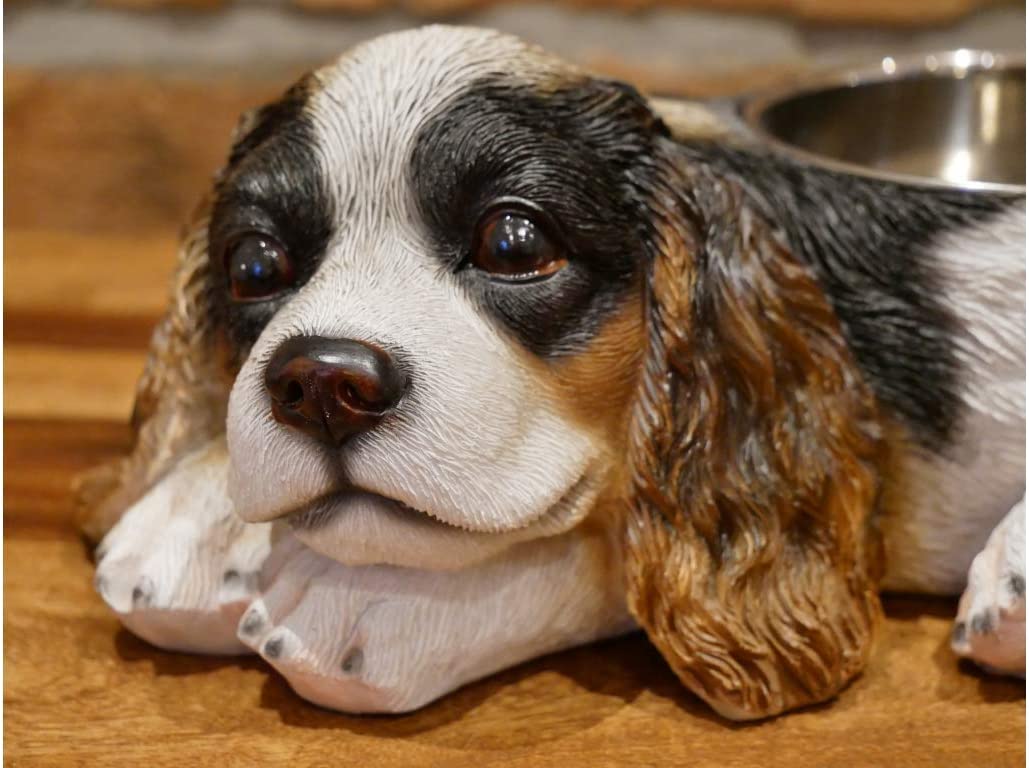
[623,150,887,720]
[543,296,644,447]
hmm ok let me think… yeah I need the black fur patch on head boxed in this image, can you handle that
[207,76,335,363]
[410,76,666,357]
[674,140,1019,451]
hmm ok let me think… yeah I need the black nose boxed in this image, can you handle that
[264,336,406,446]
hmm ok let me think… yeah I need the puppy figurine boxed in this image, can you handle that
[79,26,1026,720]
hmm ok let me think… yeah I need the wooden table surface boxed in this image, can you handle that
[4,69,1025,767]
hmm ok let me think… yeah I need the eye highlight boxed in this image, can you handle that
[224,233,295,301]
[469,207,567,281]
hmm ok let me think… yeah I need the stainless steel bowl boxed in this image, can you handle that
[740,50,1025,193]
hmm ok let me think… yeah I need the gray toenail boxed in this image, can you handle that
[132,577,153,608]
[240,608,264,636]
[1008,573,1025,597]
[263,636,283,659]
[341,648,364,675]
[971,612,994,635]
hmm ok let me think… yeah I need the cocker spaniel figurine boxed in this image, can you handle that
[78,26,1025,721]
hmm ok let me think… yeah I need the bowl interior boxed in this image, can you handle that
[747,58,1025,189]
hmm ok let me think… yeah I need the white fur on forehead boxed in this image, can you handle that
[303,25,569,225]
[225,27,604,545]
[312,25,563,114]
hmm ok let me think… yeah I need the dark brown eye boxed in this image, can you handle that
[225,234,295,301]
[470,209,567,281]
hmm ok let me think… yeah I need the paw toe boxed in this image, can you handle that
[969,610,995,636]
[262,632,287,660]
[340,647,364,675]
[219,569,259,608]
[131,576,154,609]
[1007,572,1025,598]
[238,604,268,639]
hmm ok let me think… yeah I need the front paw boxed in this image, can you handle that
[952,497,1026,676]
[236,536,455,712]
[237,528,632,714]
[94,439,273,655]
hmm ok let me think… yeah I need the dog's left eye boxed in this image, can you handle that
[225,234,295,301]
[470,208,567,281]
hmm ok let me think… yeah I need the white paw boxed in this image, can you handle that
[237,529,632,713]
[952,497,1026,676]
[94,438,273,655]
[236,536,461,712]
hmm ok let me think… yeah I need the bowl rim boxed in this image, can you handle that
[738,49,1027,194]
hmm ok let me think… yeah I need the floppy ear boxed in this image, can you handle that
[73,198,230,541]
[623,144,886,720]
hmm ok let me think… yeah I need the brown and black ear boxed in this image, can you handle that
[623,142,887,720]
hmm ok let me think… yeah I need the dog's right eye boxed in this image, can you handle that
[225,233,295,302]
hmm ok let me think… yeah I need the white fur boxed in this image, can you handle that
[236,526,632,713]
[95,437,273,654]
[881,205,1026,594]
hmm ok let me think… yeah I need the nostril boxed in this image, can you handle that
[336,376,397,414]
[339,382,357,407]
[338,381,375,413]
[283,380,305,408]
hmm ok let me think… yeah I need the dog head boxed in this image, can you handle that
[211,26,664,569]
[82,26,885,720]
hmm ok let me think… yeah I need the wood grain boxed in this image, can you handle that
[3,67,1024,766]
[4,228,170,420]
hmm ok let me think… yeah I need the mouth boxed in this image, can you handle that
[290,471,594,534]
[282,472,600,571]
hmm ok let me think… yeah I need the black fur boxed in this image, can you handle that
[207,76,335,360]
[674,140,1019,451]
[410,77,665,358]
